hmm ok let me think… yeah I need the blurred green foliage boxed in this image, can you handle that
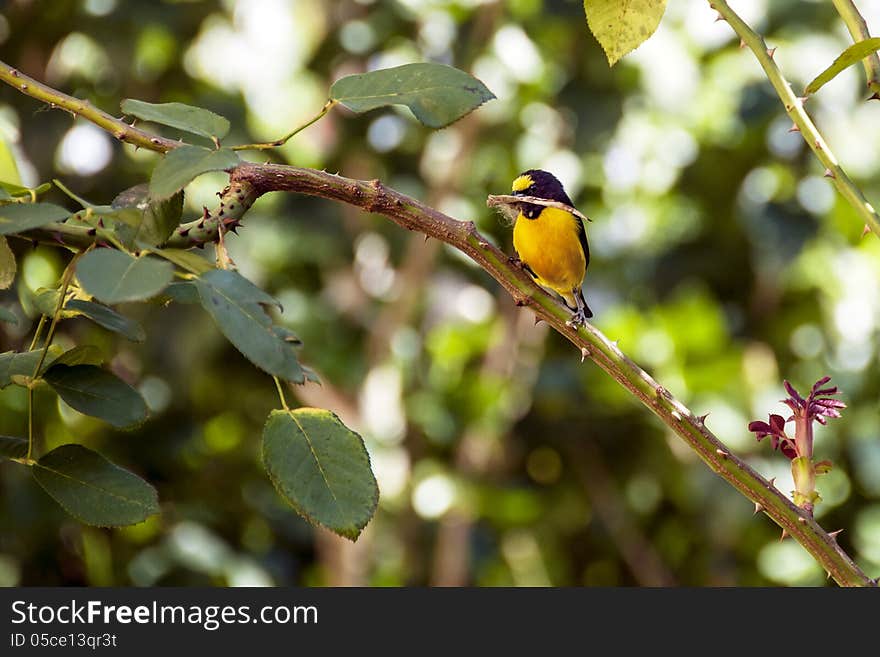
[1,0,880,587]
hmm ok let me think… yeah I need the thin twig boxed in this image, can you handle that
[232,100,337,151]
[487,194,592,224]
[709,0,880,238]
[0,60,178,153]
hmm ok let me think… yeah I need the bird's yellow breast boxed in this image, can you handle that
[513,207,586,299]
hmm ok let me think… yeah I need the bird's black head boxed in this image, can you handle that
[510,169,573,219]
[511,169,573,206]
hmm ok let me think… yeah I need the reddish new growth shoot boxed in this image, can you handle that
[748,377,844,515]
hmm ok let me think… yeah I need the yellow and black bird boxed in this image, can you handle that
[510,169,593,325]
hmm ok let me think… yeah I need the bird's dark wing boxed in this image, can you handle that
[574,214,590,269]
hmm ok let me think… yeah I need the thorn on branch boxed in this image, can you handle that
[534,316,543,326]
[869,92,880,101]
[754,502,764,515]
[766,47,776,59]
[697,413,710,425]
[716,448,729,459]
[787,123,800,133]
[823,168,835,179]
[797,516,807,524]
[739,38,746,49]
[768,477,776,488]
[828,529,844,541]
[780,528,788,541]
[862,224,872,238]
[580,347,590,362]
[714,12,725,22]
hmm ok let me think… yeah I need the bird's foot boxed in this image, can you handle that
[565,308,589,328]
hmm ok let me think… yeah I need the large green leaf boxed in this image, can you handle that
[0,235,15,289]
[32,444,159,527]
[195,269,304,382]
[262,408,378,540]
[43,364,148,428]
[149,145,239,200]
[584,0,667,66]
[330,63,495,129]
[121,99,231,141]
[51,345,104,368]
[0,202,70,235]
[112,184,184,246]
[76,249,173,304]
[0,347,63,388]
[66,299,146,342]
[149,247,214,274]
[805,37,880,95]
[0,435,28,461]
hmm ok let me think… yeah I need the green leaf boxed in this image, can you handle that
[32,444,159,527]
[0,306,17,324]
[330,63,495,129]
[0,181,52,198]
[163,280,200,304]
[43,364,148,428]
[0,347,63,388]
[76,250,173,304]
[113,184,184,246]
[195,269,304,382]
[51,345,104,367]
[805,37,880,95]
[0,435,28,461]
[66,299,146,342]
[121,99,231,142]
[0,137,21,186]
[584,0,667,66]
[149,145,239,200]
[32,287,64,317]
[0,202,70,235]
[262,408,378,540]
[0,235,15,289]
[148,247,214,274]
